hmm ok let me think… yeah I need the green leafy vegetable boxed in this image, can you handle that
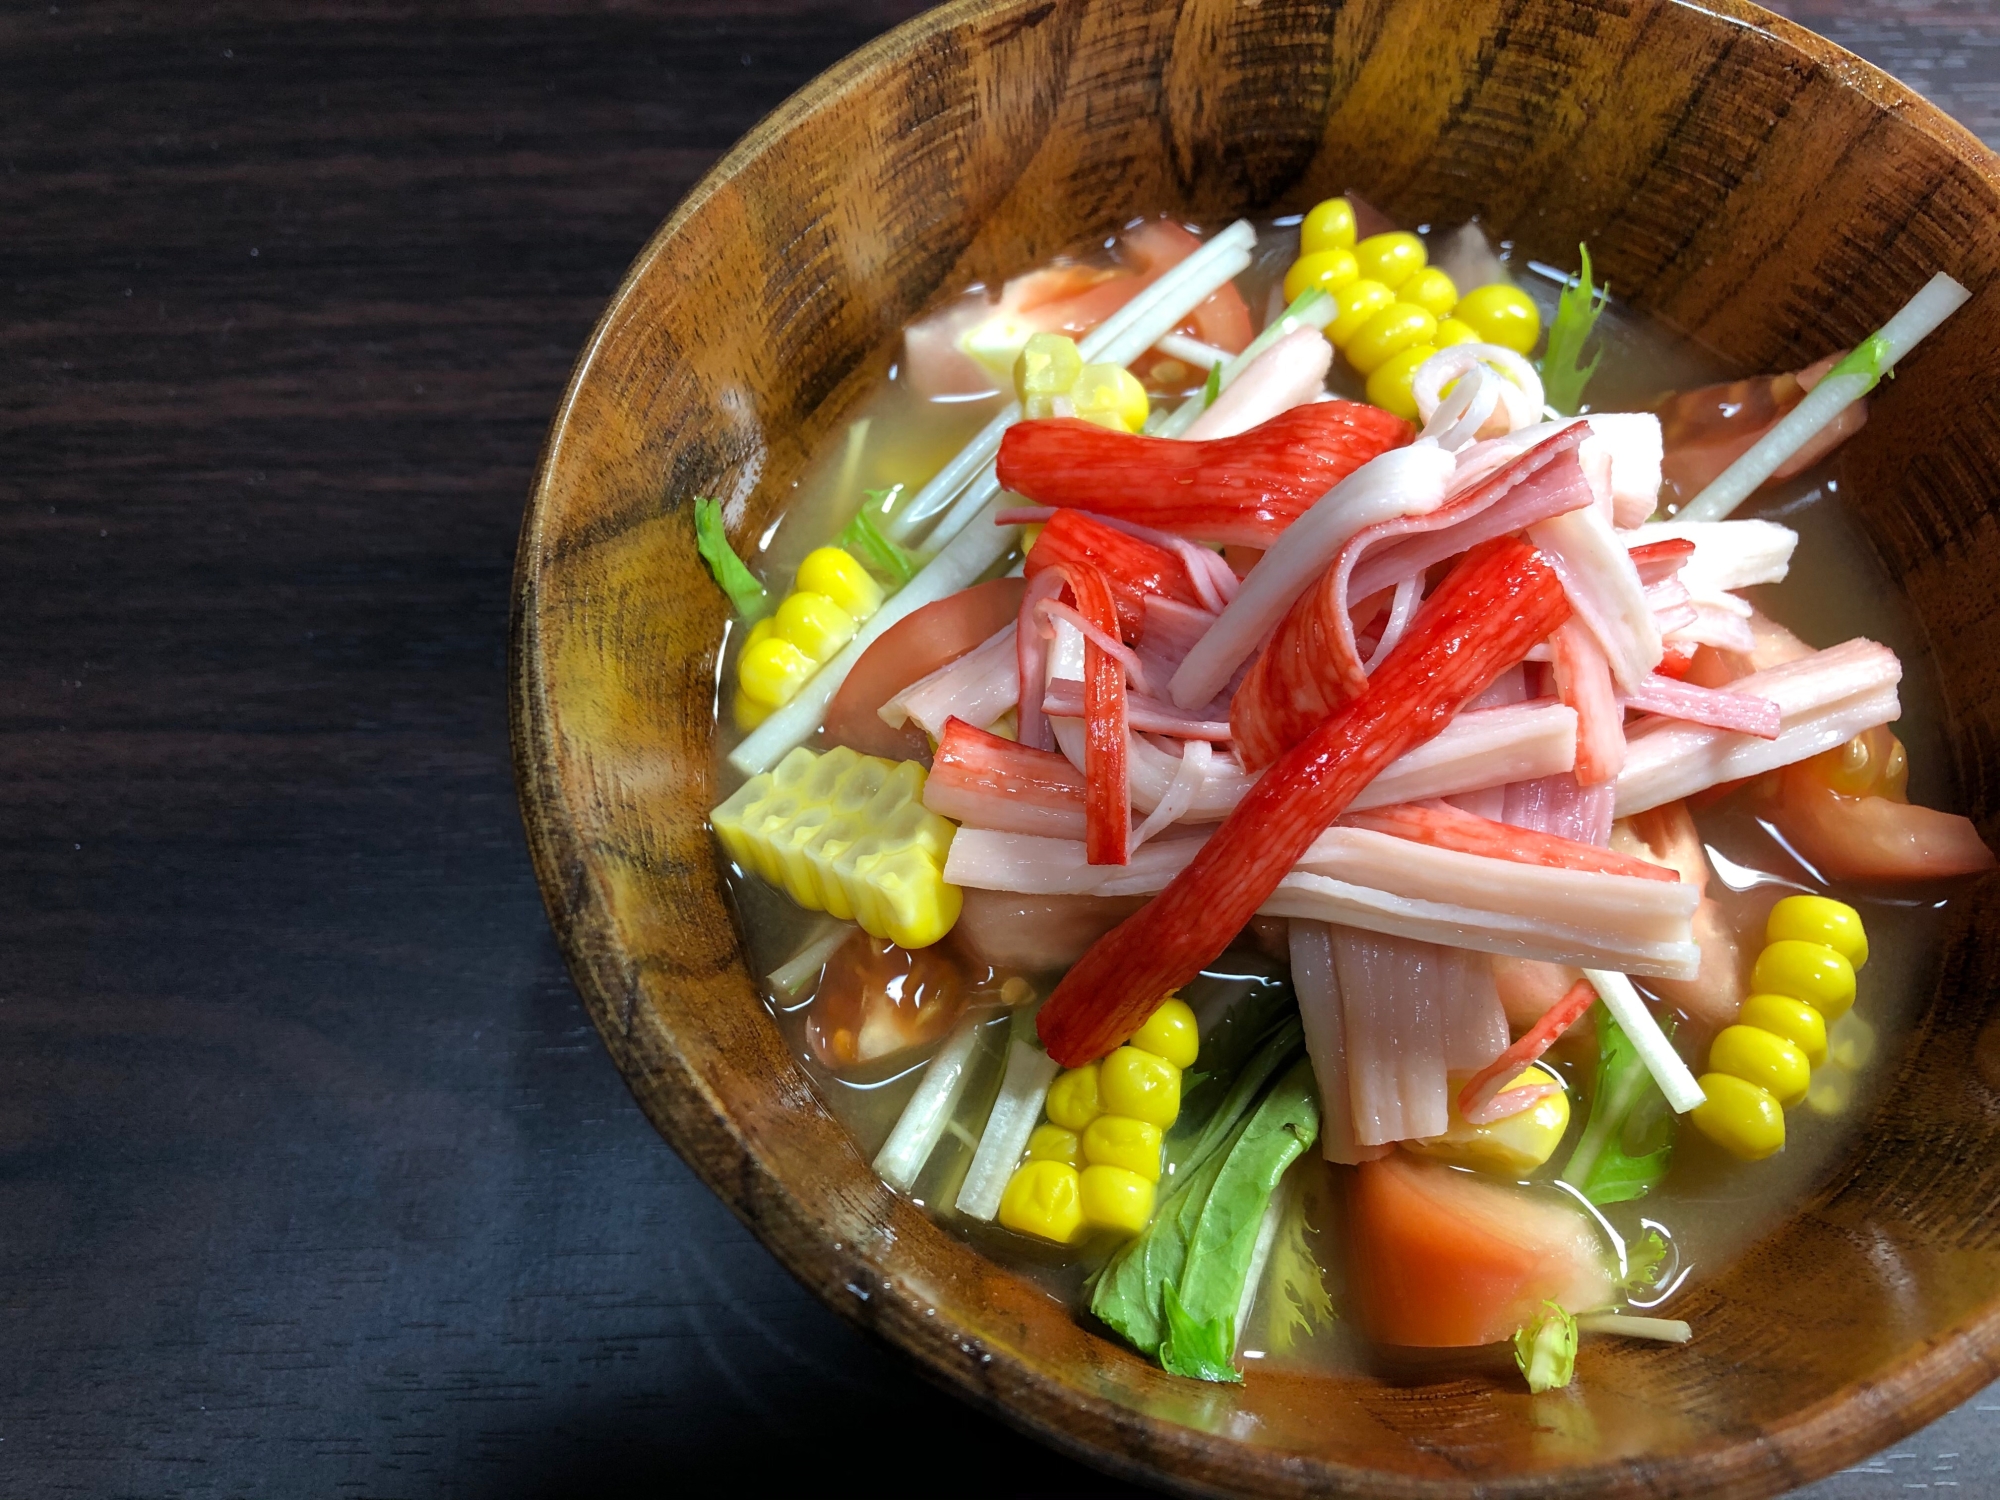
[1093,1048,1319,1385]
[1621,1227,1670,1294]
[837,487,920,584]
[1540,244,1609,415]
[694,497,769,618]
[1263,1170,1336,1354]
[1202,362,1222,409]
[1513,1302,1579,1393]
[1558,1003,1676,1205]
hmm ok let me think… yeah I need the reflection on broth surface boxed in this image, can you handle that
[703,210,1984,1390]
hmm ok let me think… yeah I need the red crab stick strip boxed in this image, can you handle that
[994,402,1414,548]
[925,718,1088,841]
[1038,535,1572,1066]
[1024,509,1205,636]
[1062,561,1131,866]
[1342,802,1676,882]
[1456,978,1597,1124]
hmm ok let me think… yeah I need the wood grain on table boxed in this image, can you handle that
[0,2,1989,1494]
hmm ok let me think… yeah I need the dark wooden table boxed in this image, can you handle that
[4,3,1993,1494]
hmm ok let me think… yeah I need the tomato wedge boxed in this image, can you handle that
[819,577,1025,762]
[1348,1154,1612,1347]
[1768,762,1997,881]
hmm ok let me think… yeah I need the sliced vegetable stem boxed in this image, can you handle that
[1679,273,1969,522]
[767,919,856,999]
[873,1011,987,1193]
[954,1039,1061,1221]
[1575,1312,1691,1343]
[1583,968,1705,1114]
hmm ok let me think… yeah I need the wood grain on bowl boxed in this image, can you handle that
[510,1,2000,1494]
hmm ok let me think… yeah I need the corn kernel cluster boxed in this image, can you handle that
[710,744,961,950]
[1014,332,1150,433]
[1406,1066,1571,1175]
[735,546,885,727]
[1284,197,1542,421]
[1690,895,1868,1160]
[996,998,1198,1243]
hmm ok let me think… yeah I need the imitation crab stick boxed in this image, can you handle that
[1024,509,1205,636]
[994,402,1414,548]
[1037,535,1574,1066]
[1457,978,1597,1123]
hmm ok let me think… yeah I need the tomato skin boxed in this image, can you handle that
[818,577,1026,762]
[1767,763,1996,882]
[1348,1154,1611,1347]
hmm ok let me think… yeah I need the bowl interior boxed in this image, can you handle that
[511,0,2000,1493]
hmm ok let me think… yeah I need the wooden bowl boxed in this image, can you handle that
[510,1,2000,1492]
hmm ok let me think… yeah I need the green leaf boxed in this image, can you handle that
[1160,1284,1241,1384]
[693,497,769,618]
[1202,362,1222,409]
[837,495,919,586]
[1621,1227,1670,1294]
[1264,1170,1336,1354]
[1513,1302,1579,1393]
[1558,1004,1677,1206]
[1540,244,1609,415]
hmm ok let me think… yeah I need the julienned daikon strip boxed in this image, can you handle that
[1678,273,1970,522]
[1584,968,1705,1114]
[767,919,856,999]
[874,1010,987,1192]
[943,826,1700,977]
[1625,519,1796,598]
[729,496,1020,773]
[892,222,1259,544]
[1612,638,1903,816]
[1154,287,1337,439]
[1156,332,1230,369]
[954,1035,1061,1221]
[1575,1312,1692,1343]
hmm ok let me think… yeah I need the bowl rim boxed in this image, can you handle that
[510,1,2000,1493]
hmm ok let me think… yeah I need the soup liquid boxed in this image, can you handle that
[710,218,1967,1370]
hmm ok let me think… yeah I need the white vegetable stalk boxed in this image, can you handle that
[1583,968,1705,1113]
[1678,273,1970,522]
[1234,1177,1289,1353]
[767,919,854,999]
[1154,286,1338,439]
[1156,331,1230,369]
[890,220,1258,540]
[954,1039,1061,1221]
[1575,1312,1692,1344]
[874,1012,986,1193]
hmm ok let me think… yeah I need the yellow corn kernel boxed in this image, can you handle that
[738,635,816,708]
[1099,1047,1180,1129]
[773,590,857,663]
[1766,894,1869,969]
[1128,996,1199,1069]
[1405,1067,1570,1175]
[1752,940,1856,1021]
[743,616,776,650]
[1710,1024,1810,1110]
[1015,330,1084,413]
[732,689,771,730]
[1453,283,1541,354]
[1345,302,1439,377]
[1045,1064,1103,1132]
[1025,1123,1085,1169]
[709,745,961,948]
[1327,278,1396,347]
[1078,1164,1155,1235]
[1434,316,1481,347]
[1299,197,1357,255]
[796,546,884,622]
[1353,231,1426,290]
[1739,993,1828,1068]
[1071,363,1150,433]
[1283,248,1359,305]
[1365,343,1437,422]
[1081,1115,1163,1181]
[1690,1072,1786,1160]
[998,1159,1085,1243]
[1401,266,1460,319]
